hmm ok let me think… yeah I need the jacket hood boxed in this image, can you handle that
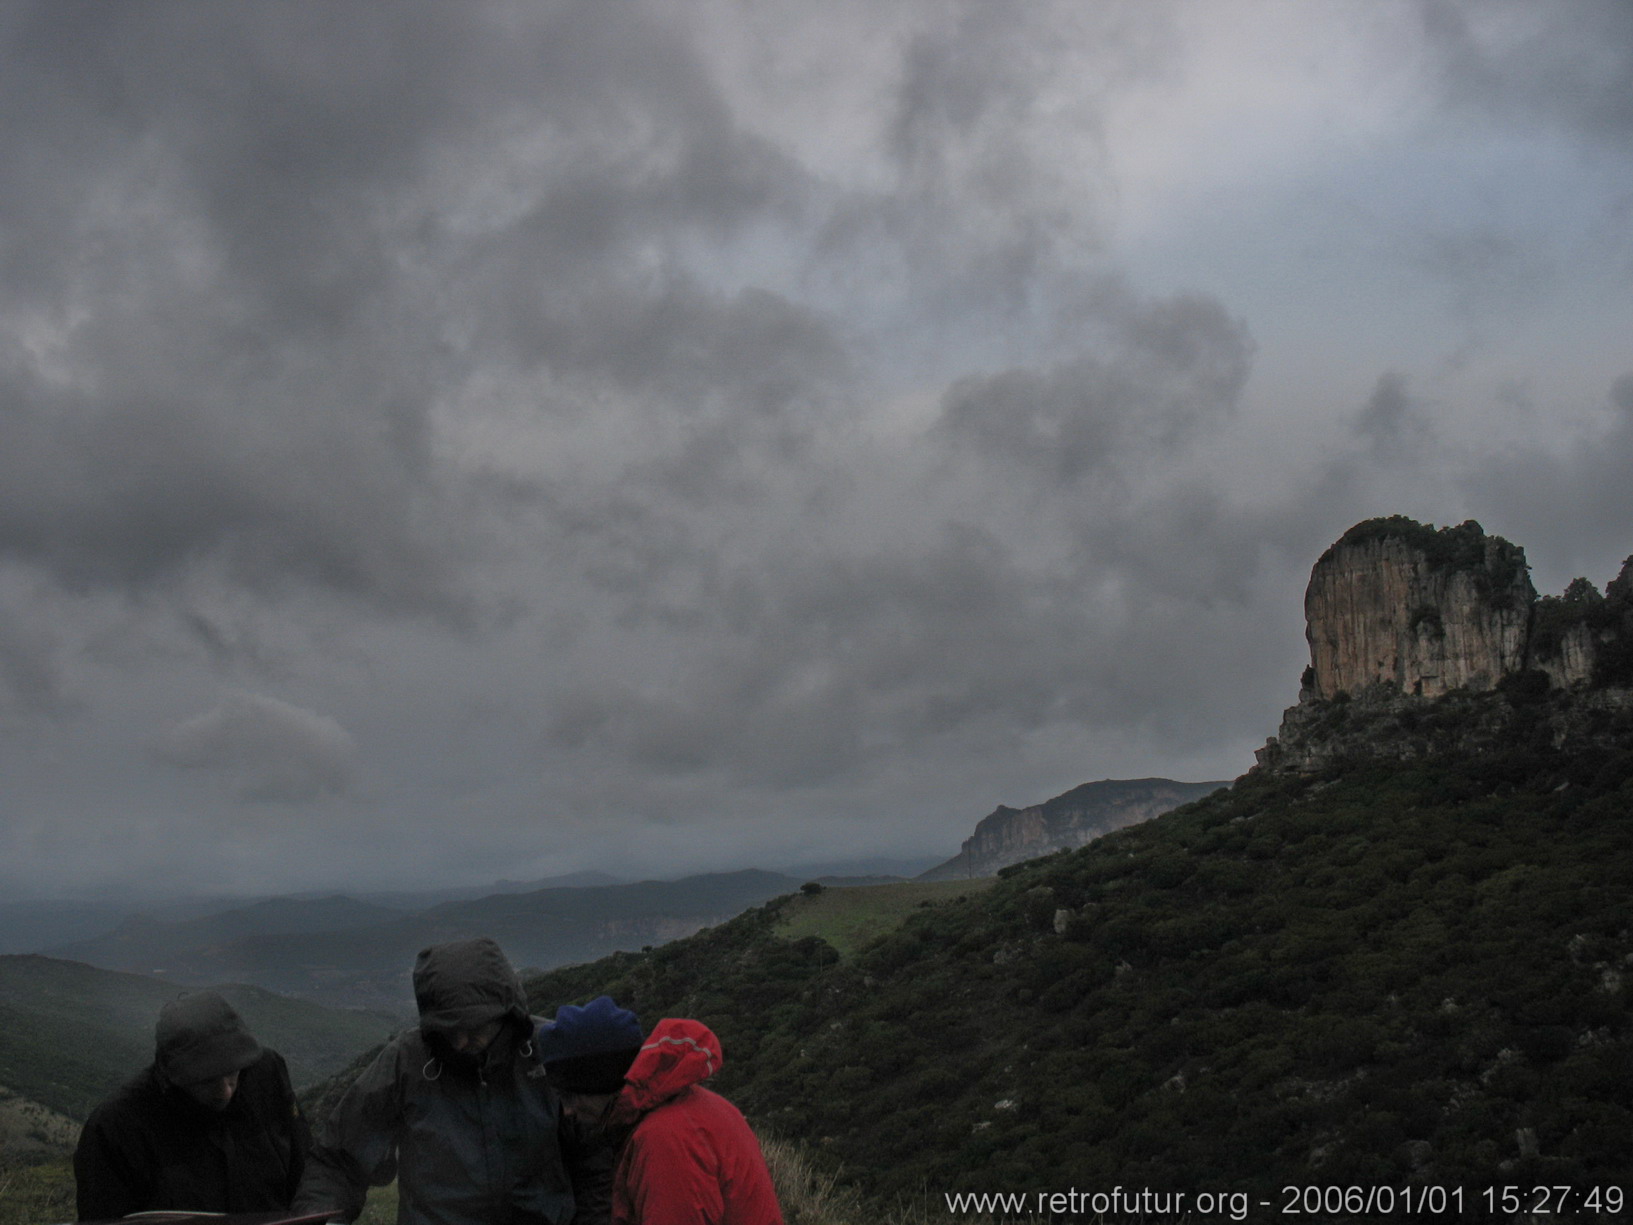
[412,937,529,1038]
[617,1018,722,1115]
[154,990,262,1086]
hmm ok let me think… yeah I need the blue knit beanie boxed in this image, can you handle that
[537,995,643,1063]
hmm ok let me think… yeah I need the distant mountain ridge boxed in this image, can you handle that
[918,777,1227,880]
[48,870,805,1014]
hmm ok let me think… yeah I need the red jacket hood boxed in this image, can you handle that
[616,1018,722,1115]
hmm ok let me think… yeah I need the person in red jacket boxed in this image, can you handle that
[601,1017,782,1225]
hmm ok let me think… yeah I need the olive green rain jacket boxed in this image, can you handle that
[294,938,578,1225]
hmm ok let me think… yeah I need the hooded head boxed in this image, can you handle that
[536,996,643,1093]
[155,991,262,1088]
[413,937,530,1056]
[618,1018,723,1114]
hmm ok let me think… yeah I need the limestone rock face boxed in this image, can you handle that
[1256,518,1633,774]
[1304,520,1533,700]
[919,777,1225,880]
[1532,621,1598,690]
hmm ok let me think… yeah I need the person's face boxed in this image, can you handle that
[559,1090,618,1128]
[446,1020,504,1055]
[180,1070,240,1112]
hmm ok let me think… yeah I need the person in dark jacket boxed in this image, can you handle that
[74,990,309,1220]
[536,996,646,1225]
[293,937,583,1225]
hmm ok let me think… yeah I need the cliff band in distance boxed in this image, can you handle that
[919,777,1226,880]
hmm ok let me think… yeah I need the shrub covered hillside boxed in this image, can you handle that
[527,744,1633,1210]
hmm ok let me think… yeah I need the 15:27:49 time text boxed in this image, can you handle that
[1483,1185,1623,1216]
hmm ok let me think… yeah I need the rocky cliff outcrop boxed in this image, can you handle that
[1258,517,1633,773]
[1303,518,1533,699]
[919,777,1226,880]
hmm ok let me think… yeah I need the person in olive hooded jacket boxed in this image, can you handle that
[294,937,587,1225]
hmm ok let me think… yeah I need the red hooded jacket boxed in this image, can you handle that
[608,1019,783,1225]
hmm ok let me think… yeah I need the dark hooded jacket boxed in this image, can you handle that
[608,1020,782,1225]
[74,1047,308,1220]
[294,938,578,1225]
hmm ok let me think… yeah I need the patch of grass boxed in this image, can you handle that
[0,1159,75,1225]
[0,1160,401,1225]
[774,880,994,960]
[353,1179,399,1225]
[762,1136,1045,1225]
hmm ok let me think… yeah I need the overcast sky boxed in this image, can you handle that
[2,0,1630,902]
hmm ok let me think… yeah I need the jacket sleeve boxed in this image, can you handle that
[292,1042,405,1222]
[618,1120,723,1225]
[267,1050,313,1205]
[73,1110,147,1223]
[560,1108,618,1225]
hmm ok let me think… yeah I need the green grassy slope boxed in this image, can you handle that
[526,745,1633,1209]
[775,879,994,959]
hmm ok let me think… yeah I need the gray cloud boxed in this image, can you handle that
[937,291,1253,483]
[154,690,356,804]
[1420,0,1633,144]
[1353,372,1435,458]
[1460,373,1633,590]
[0,2,1625,898]
[0,601,73,720]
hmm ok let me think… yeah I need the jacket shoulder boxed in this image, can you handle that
[83,1066,164,1131]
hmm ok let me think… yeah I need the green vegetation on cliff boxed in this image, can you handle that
[1324,517,1531,606]
[1531,565,1633,688]
[527,745,1632,1208]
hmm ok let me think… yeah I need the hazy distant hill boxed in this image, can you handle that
[918,777,1227,879]
[778,856,944,881]
[355,869,626,909]
[49,895,407,978]
[0,901,150,957]
[47,870,804,1014]
[0,955,393,1121]
[0,873,629,959]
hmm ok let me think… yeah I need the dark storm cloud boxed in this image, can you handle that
[1419,0,1633,144]
[936,292,1253,483]
[0,2,819,616]
[153,690,356,804]
[0,4,492,618]
[0,369,458,614]
[0,602,73,718]
[7,0,1620,898]
[1409,228,1552,323]
[1353,371,1435,457]
[1461,374,1633,589]
[543,524,1074,789]
[814,2,1166,327]
[483,278,844,436]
